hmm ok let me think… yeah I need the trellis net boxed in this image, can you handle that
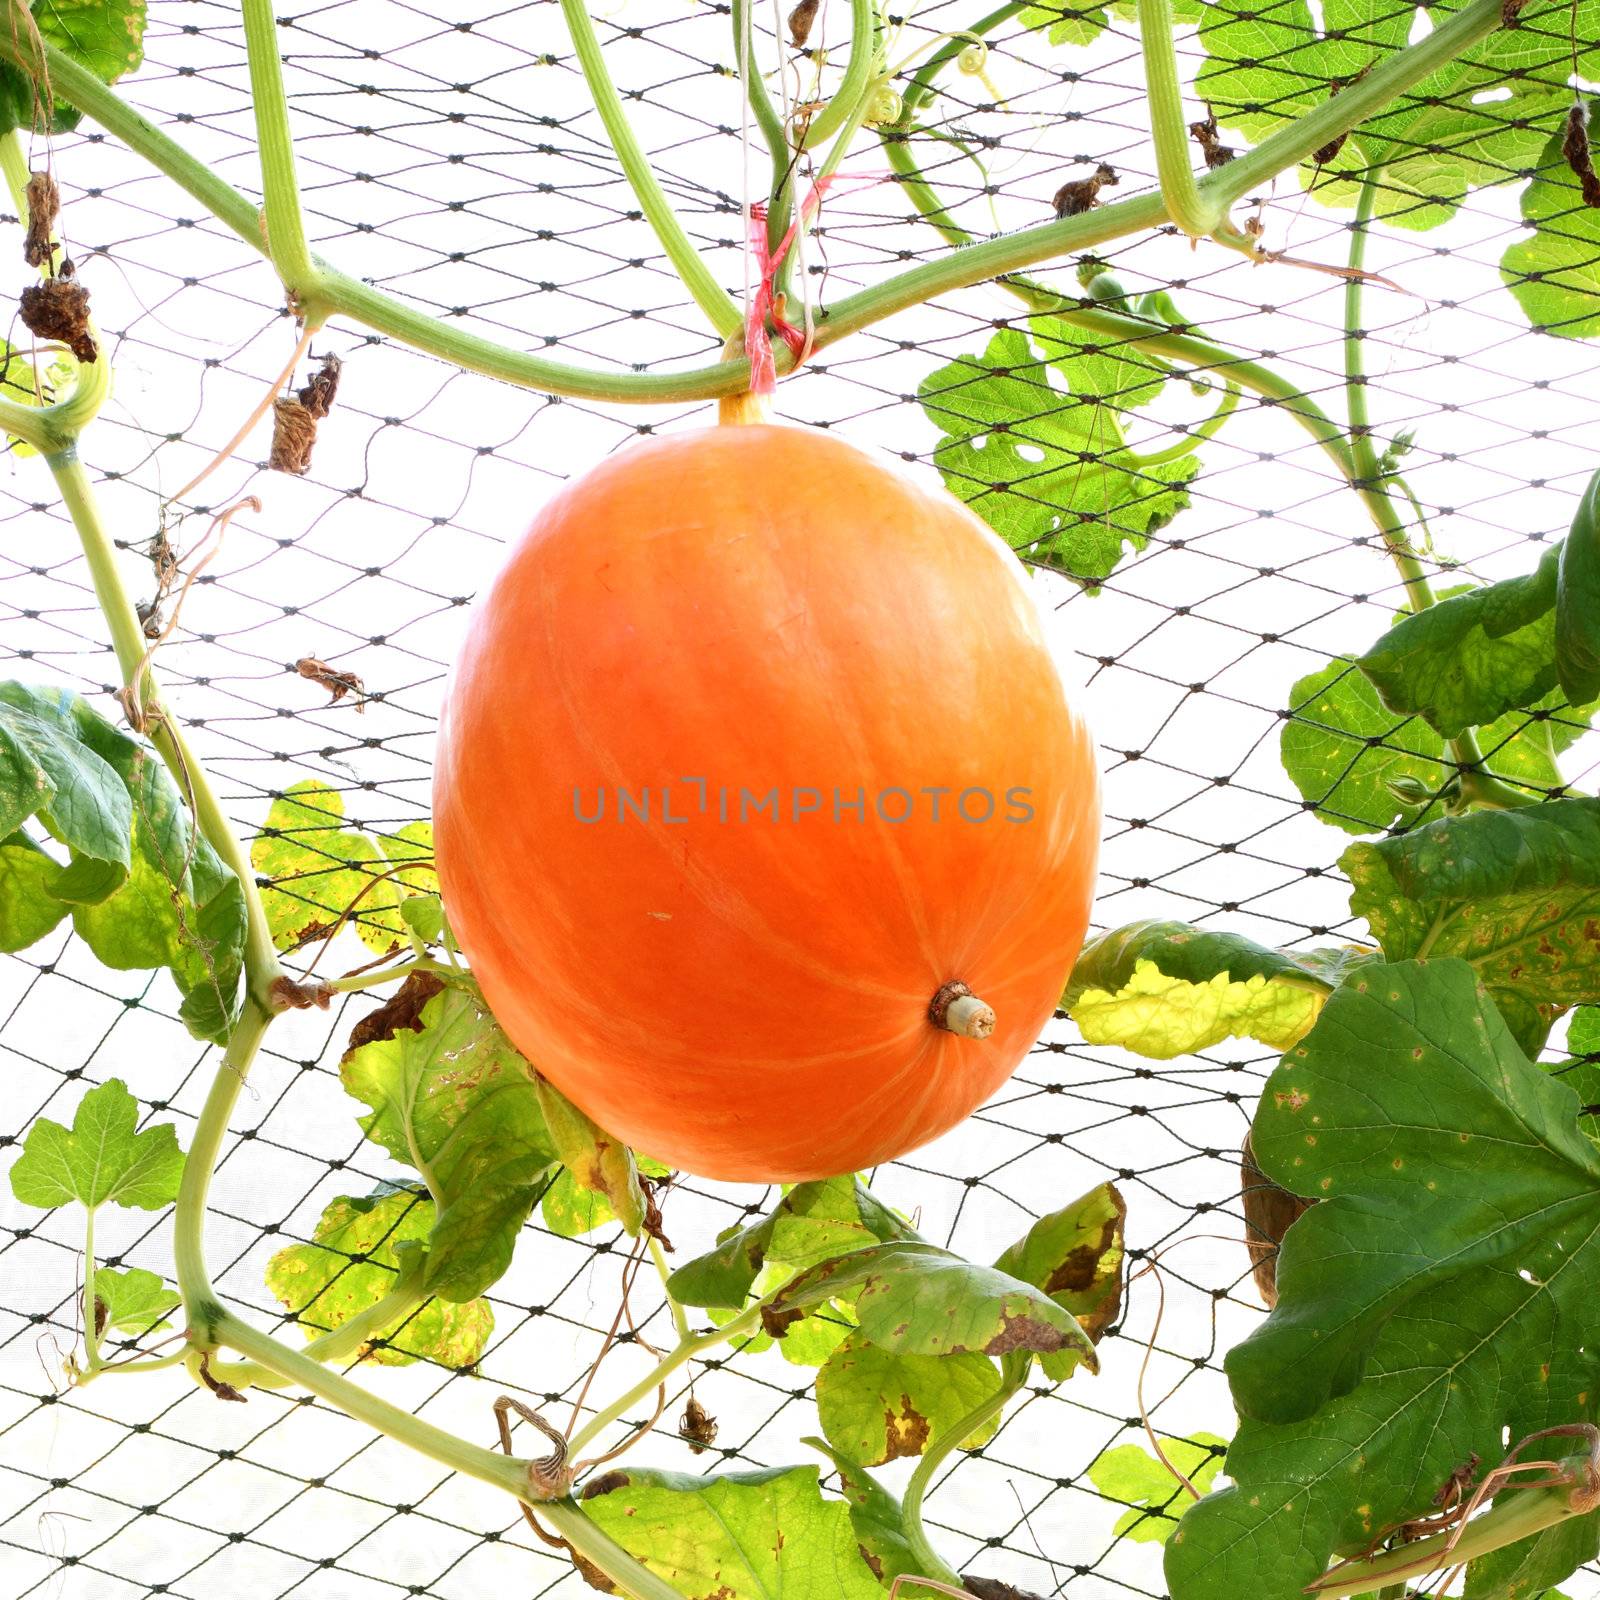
[2,0,1597,1596]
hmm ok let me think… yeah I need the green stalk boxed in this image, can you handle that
[567,1302,763,1455]
[559,0,742,337]
[648,1236,691,1344]
[900,1383,1017,1581]
[1138,0,1218,235]
[897,0,1026,124]
[238,0,324,313]
[1,0,1506,404]
[211,1308,685,1600]
[732,0,796,271]
[807,0,878,145]
[81,1205,102,1372]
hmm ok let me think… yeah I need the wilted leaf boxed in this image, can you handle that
[581,1464,883,1600]
[93,1265,180,1338]
[1165,960,1600,1600]
[815,1333,1003,1466]
[993,1180,1126,1380]
[532,1074,645,1236]
[341,984,556,1300]
[1343,798,1600,1054]
[920,318,1210,585]
[9,1078,183,1211]
[1090,1433,1227,1544]
[1063,920,1367,1058]
[1358,546,1563,738]
[265,1185,491,1368]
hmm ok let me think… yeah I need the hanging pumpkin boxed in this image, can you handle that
[434,422,1101,1181]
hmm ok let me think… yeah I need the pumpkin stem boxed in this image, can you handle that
[718,389,773,426]
[929,981,996,1040]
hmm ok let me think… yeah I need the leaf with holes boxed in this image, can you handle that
[0,0,148,138]
[1503,101,1600,338]
[993,1180,1126,1381]
[1281,657,1588,835]
[92,1266,180,1339]
[580,1464,883,1600]
[815,1333,1003,1466]
[264,1185,492,1368]
[340,984,556,1300]
[1342,798,1600,1054]
[1199,1,1598,229]
[1090,1433,1227,1544]
[1063,919,1370,1059]
[919,320,1207,585]
[1164,959,1600,1600]
[1557,470,1600,705]
[1358,546,1565,738]
[9,1079,183,1212]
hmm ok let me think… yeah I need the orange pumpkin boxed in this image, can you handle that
[434,423,1100,1181]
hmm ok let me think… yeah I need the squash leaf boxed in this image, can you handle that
[265,1184,492,1368]
[252,779,437,956]
[92,1265,180,1339]
[1464,1513,1599,1600]
[1062,919,1369,1058]
[1557,470,1600,705]
[340,983,556,1300]
[9,1078,183,1212]
[919,316,1211,585]
[0,0,147,139]
[1342,799,1600,1055]
[1017,0,1203,49]
[581,1464,883,1600]
[532,1073,647,1236]
[0,683,245,1041]
[804,1439,920,1588]
[1358,545,1565,738]
[1282,652,1590,835]
[1164,959,1600,1600]
[815,1333,1003,1466]
[1198,0,1600,229]
[1090,1432,1227,1544]
[1503,101,1600,338]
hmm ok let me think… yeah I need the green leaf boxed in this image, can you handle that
[264,1185,492,1368]
[0,0,147,138]
[1089,1432,1227,1544]
[0,830,68,951]
[0,683,245,1041]
[1282,656,1589,835]
[668,1176,918,1310]
[1062,920,1367,1058]
[1503,101,1600,338]
[806,1439,922,1587]
[1358,546,1563,738]
[1199,1,1597,230]
[1557,471,1600,704]
[9,1079,183,1211]
[340,983,556,1300]
[539,1153,670,1239]
[253,780,437,956]
[581,1464,883,1600]
[399,892,447,946]
[1343,799,1600,1054]
[992,1180,1127,1381]
[531,1074,645,1236]
[919,318,1209,585]
[762,1241,1100,1370]
[1465,1507,1599,1600]
[1164,959,1600,1600]
[1017,0,1203,50]
[92,1265,180,1338]
[816,1332,1003,1466]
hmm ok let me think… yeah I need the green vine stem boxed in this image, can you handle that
[1137,0,1219,236]
[805,0,878,147]
[239,0,324,316]
[559,0,743,337]
[899,1382,1019,1581]
[0,0,1507,405]
[80,1203,103,1372]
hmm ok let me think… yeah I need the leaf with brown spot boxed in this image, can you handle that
[993,1181,1126,1381]
[343,970,446,1059]
[533,1072,646,1237]
[804,1440,921,1590]
[581,1464,883,1599]
[815,1333,1003,1467]
[1240,1131,1314,1307]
